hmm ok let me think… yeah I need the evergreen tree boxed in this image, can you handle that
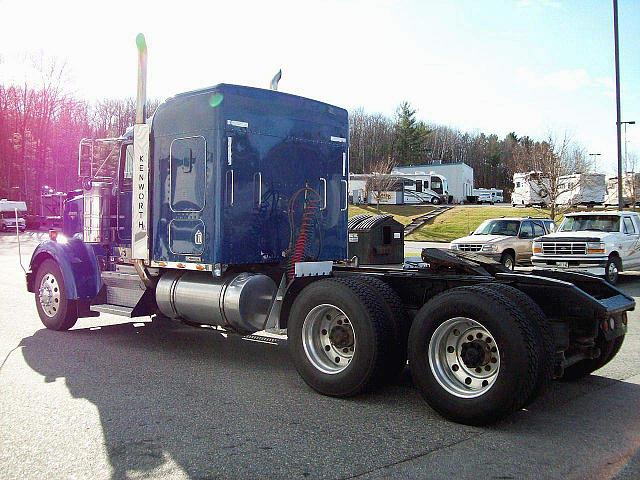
[393,101,427,165]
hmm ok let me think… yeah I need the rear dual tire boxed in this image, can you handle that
[288,276,407,397]
[408,284,552,425]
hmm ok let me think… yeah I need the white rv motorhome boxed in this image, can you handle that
[555,173,606,205]
[604,173,640,206]
[473,188,504,204]
[511,172,551,207]
[400,173,449,205]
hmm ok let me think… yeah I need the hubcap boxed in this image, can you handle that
[608,262,618,281]
[302,304,355,374]
[38,273,61,318]
[428,317,500,398]
[504,257,514,270]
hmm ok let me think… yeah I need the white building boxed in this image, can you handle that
[392,162,474,203]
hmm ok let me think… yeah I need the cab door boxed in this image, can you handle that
[166,135,207,258]
[621,216,640,268]
[516,221,535,263]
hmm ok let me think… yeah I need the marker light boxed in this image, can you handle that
[587,242,605,254]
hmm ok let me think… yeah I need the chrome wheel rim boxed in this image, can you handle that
[38,273,61,318]
[302,304,355,374]
[428,317,500,398]
[503,257,514,270]
[608,262,618,282]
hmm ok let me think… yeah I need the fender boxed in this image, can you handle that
[26,237,103,300]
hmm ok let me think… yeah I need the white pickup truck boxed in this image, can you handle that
[531,211,640,284]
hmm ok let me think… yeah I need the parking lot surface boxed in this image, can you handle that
[1,232,639,479]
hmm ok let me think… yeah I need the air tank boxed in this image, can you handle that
[155,271,277,333]
[83,181,112,243]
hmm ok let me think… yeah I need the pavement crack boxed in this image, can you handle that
[340,430,486,480]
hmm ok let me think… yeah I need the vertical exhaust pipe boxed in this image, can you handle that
[135,33,147,124]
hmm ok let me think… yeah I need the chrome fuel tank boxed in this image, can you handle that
[156,271,277,333]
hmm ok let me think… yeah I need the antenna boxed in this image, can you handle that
[270,69,282,91]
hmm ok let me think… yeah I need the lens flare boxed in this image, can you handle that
[209,92,224,108]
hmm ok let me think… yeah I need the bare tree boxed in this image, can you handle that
[514,132,591,220]
[365,156,398,212]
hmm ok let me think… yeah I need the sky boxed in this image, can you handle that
[0,0,638,174]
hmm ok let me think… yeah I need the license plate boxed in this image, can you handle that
[556,261,569,268]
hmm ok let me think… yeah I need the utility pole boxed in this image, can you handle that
[613,0,623,208]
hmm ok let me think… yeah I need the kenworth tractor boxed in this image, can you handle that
[25,35,633,425]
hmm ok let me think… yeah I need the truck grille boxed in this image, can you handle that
[541,242,587,255]
[457,244,483,252]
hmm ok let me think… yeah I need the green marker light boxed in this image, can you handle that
[136,33,147,53]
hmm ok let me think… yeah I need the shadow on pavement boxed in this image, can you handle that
[17,317,640,479]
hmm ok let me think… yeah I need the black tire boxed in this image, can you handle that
[431,196,441,205]
[34,259,78,331]
[561,334,625,381]
[605,256,622,285]
[500,252,515,271]
[288,277,394,397]
[480,283,554,405]
[349,276,410,381]
[408,285,541,425]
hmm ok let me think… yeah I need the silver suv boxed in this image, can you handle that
[450,217,555,270]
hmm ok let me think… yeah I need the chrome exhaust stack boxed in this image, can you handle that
[135,33,147,124]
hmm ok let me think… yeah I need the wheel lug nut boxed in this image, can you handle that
[476,332,483,339]
[321,329,327,335]
[342,348,348,353]
[334,357,340,363]
[485,365,491,371]
[465,377,472,385]
[337,319,343,325]
[452,364,459,372]
[482,380,488,387]
[324,345,330,351]
[491,357,497,364]
[475,367,482,373]
[486,337,492,343]
[467,335,474,341]
[447,346,454,353]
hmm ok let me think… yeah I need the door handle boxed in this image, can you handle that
[254,171,262,208]
[226,169,234,206]
[320,178,327,211]
[341,179,348,211]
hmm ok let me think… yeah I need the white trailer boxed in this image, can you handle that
[555,173,606,205]
[604,173,640,206]
[511,172,551,206]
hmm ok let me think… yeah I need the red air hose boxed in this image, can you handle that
[288,193,320,281]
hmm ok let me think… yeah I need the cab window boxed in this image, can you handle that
[623,217,636,234]
[532,221,545,237]
[519,221,534,239]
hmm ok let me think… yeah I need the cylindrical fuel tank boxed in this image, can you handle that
[155,271,277,333]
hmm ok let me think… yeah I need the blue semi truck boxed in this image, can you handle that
[25,35,634,425]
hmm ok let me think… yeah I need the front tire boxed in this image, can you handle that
[408,285,542,425]
[34,259,78,330]
[500,252,515,271]
[288,277,394,397]
[605,256,621,285]
[431,196,442,205]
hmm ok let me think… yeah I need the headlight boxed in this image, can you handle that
[481,244,498,252]
[587,242,605,254]
[532,241,542,254]
[450,243,459,250]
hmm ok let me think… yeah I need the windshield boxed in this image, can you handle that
[474,219,520,236]
[559,215,620,233]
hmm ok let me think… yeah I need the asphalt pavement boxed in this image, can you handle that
[1,232,640,479]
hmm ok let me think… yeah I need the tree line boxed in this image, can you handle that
[350,102,591,200]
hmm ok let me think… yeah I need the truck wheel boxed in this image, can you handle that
[605,256,621,285]
[408,285,541,425]
[350,276,410,381]
[431,197,441,205]
[288,277,394,397]
[500,252,515,271]
[34,259,78,331]
[479,283,554,405]
[561,334,625,381]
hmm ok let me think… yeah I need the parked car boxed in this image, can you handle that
[0,211,26,232]
[531,211,640,284]
[450,217,555,270]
